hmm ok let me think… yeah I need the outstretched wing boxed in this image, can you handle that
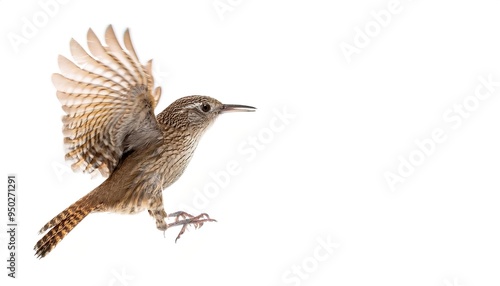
[53,25,163,177]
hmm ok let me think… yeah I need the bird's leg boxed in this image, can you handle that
[147,195,168,233]
[167,211,217,242]
[147,195,216,241]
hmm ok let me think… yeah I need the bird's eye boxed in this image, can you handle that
[201,103,211,112]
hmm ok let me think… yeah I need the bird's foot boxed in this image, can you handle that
[167,212,216,242]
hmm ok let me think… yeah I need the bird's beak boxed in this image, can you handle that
[220,104,256,114]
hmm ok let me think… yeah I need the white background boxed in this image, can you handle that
[1,0,500,285]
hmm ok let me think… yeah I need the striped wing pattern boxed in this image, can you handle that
[53,25,162,177]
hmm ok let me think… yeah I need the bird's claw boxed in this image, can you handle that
[166,212,216,242]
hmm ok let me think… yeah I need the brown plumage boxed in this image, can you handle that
[34,25,255,258]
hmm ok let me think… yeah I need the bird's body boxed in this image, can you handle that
[34,26,255,258]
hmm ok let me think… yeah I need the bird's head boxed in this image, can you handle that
[158,95,256,133]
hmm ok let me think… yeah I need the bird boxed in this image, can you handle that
[34,25,256,258]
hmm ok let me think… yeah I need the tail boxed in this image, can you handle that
[34,198,97,258]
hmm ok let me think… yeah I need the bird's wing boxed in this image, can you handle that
[53,25,163,177]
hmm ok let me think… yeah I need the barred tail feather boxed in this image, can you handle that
[35,203,94,258]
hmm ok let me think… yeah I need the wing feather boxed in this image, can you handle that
[53,25,163,177]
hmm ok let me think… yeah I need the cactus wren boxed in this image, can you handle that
[34,25,255,258]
